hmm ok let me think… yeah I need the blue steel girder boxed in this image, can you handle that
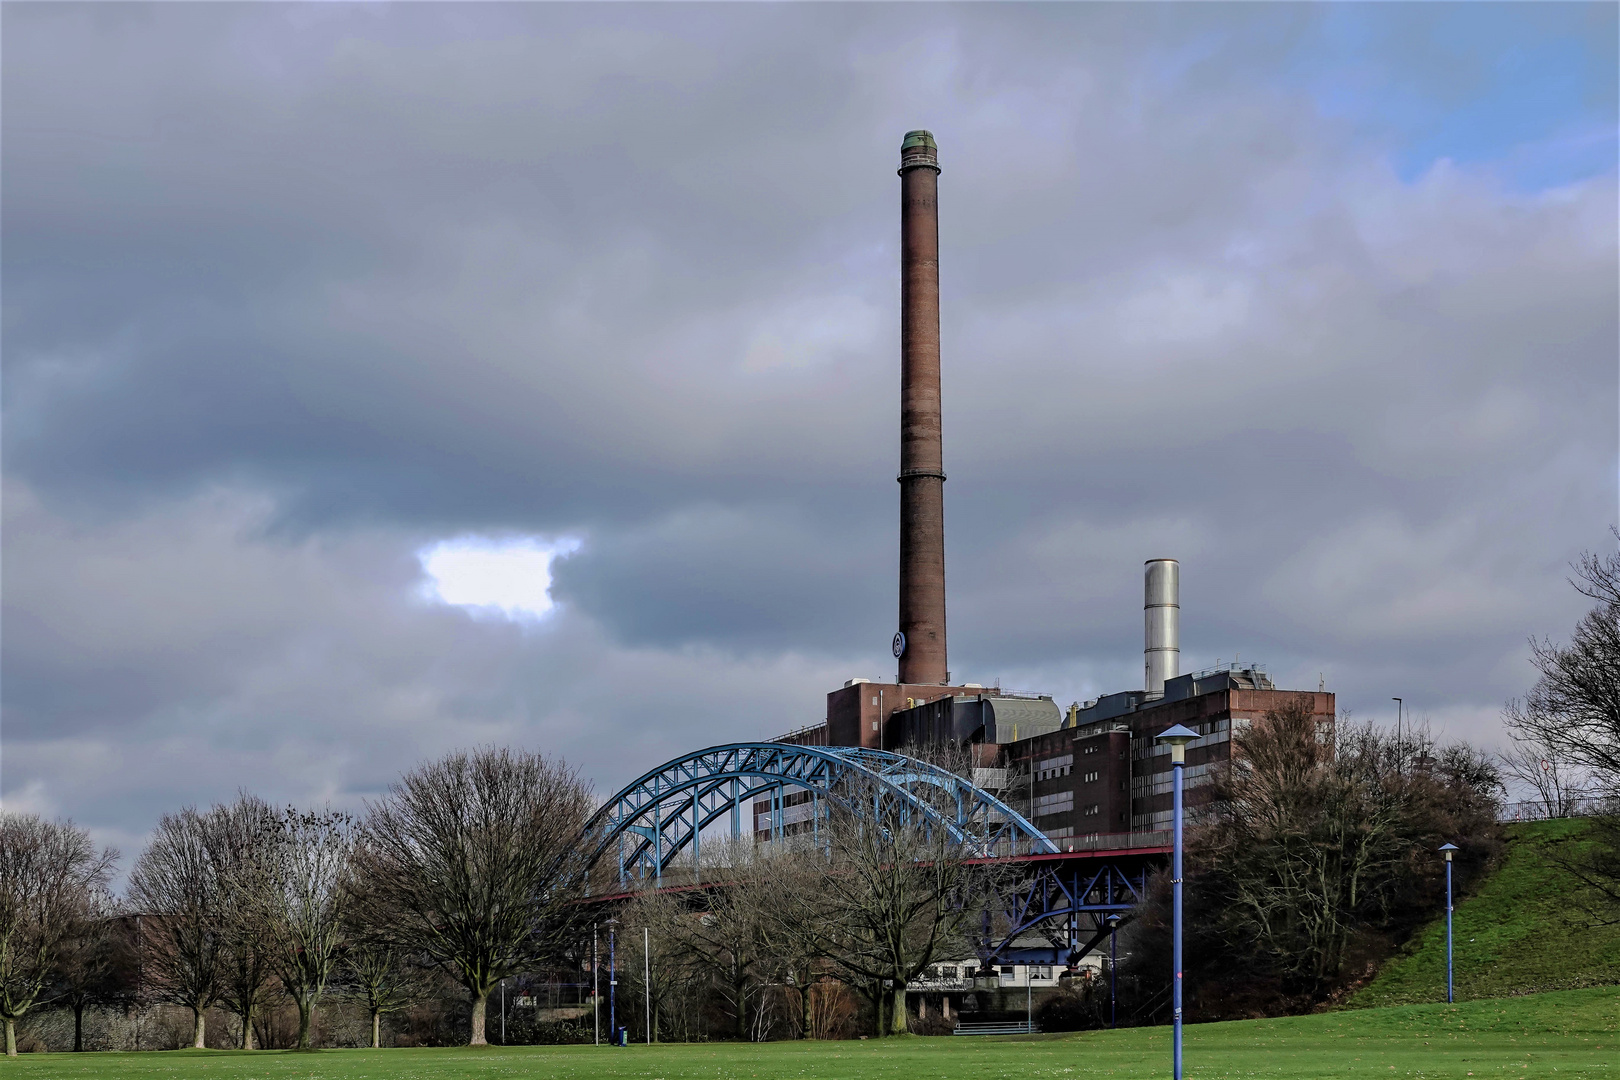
[585,743,1057,883]
[981,858,1149,966]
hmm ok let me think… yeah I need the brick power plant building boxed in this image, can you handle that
[760,132,1333,845]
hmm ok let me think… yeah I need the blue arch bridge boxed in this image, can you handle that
[582,742,1171,967]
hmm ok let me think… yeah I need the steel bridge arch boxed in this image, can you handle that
[584,743,1057,885]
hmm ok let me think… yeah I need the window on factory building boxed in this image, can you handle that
[1083,803,1101,816]
[1034,791,1074,817]
[1036,754,1073,781]
[1083,770,1099,783]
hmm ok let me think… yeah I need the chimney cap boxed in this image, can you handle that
[901,130,937,151]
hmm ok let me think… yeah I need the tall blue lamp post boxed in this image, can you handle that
[1107,912,1122,1029]
[1156,724,1200,1080]
[1440,843,1458,1003]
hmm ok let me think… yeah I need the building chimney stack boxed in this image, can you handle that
[896,130,948,685]
[1145,559,1180,696]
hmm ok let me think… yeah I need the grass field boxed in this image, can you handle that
[7,986,1618,1079]
[1352,819,1620,1008]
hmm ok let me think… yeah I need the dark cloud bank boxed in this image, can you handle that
[3,3,1614,859]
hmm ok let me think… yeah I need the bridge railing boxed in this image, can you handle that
[1044,830,1173,853]
[585,829,1175,895]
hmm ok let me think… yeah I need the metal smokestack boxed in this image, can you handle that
[1144,559,1180,696]
[896,130,948,686]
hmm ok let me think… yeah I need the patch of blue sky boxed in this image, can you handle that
[1284,3,1616,192]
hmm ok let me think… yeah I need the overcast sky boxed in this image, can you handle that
[4,2,1615,862]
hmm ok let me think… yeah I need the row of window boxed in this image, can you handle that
[1036,753,1073,781]
[918,964,1055,982]
[1033,791,1073,816]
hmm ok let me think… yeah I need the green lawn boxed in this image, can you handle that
[1353,819,1620,1008]
[7,986,1618,1079]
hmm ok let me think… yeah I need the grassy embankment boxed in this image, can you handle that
[6,986,1619,1079]
[1352,818,1620,1008]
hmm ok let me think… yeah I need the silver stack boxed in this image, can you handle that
[1144,559,1180,697]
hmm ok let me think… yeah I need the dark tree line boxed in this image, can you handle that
[1120,700,1502,1020]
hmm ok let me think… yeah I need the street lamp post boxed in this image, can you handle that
[1107,913,1122,1029]
[593,922,600,1046]
[606,918,620,1046]
[1440,843,1458,1004]
[1156,724,1199,1080]
[1392,698,1403,775]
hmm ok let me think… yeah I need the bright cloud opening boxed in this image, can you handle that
[419,535,582,620]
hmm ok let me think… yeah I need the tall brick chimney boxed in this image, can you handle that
[896,130,948,685]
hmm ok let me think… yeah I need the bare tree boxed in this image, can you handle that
[130,807,223,1048]
[1501,536,1620,924]
[338,858,422,1050]
[1186,702,1501,1006]
[631,858,767,1040]
[206,795,279,1050]
[343,939,421,1049]
[0,813,117,1056]
[351,747,596,1045]
[260,808,354,1050]
[129,796,279,1050]
[777,772,988,1037]
[1505,536,1620,790]
[50,887,130,1052]
[1500,729,1591,818]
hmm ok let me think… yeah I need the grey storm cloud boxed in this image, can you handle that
[1,3,1614,861]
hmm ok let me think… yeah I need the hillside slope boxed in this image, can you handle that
[1351,818,1620,1007]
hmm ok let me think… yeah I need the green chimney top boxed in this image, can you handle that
[901,130,937,152]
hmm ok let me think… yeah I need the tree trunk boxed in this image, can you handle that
[192,1007,206,1049]
[241,1003,255,1050]
[5,1017,17,1057]
[371,1009,381,1049]
[888,984,909,1035]
[296,995,313,1050]
[469,993,488,1046]
[74,1002,84,1052]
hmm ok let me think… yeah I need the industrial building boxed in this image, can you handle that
[759,130,1334,844]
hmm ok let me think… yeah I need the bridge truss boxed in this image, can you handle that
[585,743,1168,972]
[583,742,1058,886]
[977,848,1165,966]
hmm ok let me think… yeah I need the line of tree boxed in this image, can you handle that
[1117,701,1503,1021]
[0,747,598,1055]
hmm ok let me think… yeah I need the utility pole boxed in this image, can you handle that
[644,927,653,1045]
[593,923,600,1046]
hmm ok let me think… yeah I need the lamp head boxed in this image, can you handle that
[1156,724,1200,764]
[1440,842,1458,862]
